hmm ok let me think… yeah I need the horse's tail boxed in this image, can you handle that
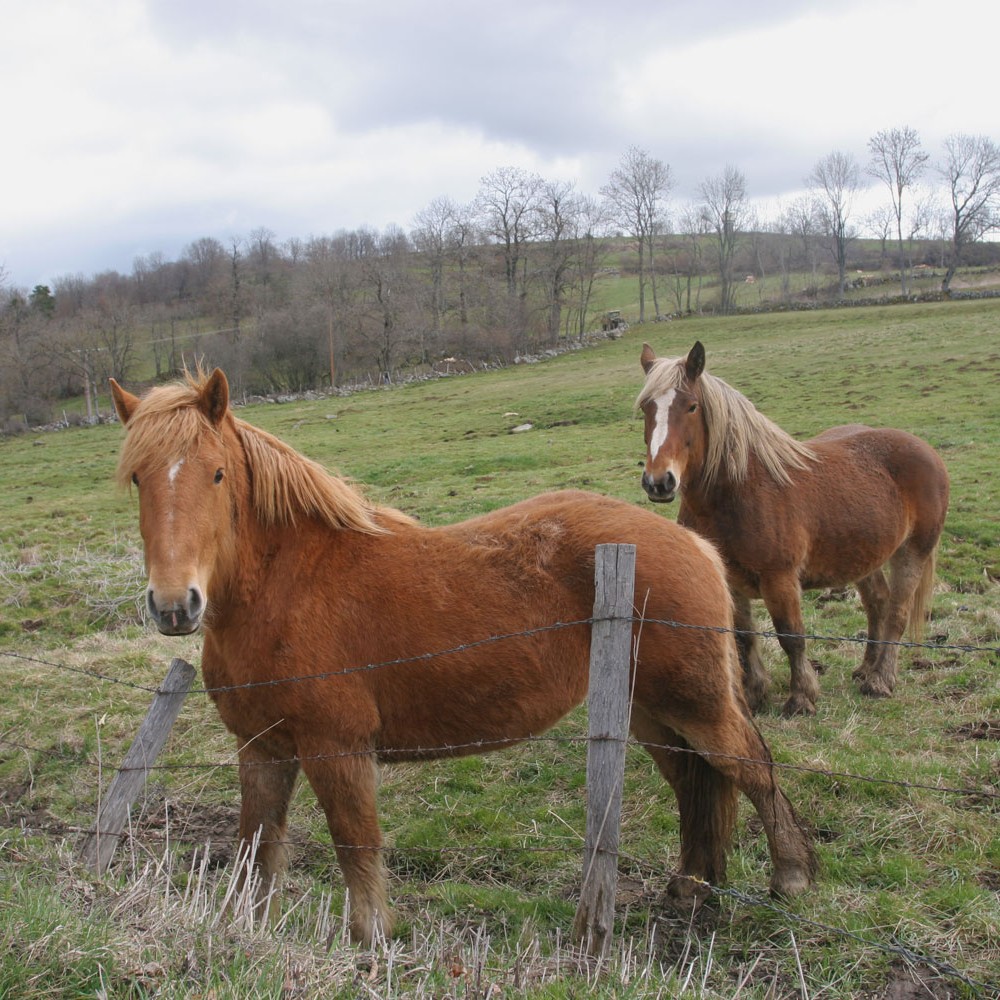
[907,543,938,642]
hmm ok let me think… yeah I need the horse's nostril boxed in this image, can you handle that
[188,587,203,617]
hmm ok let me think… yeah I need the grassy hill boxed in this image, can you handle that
[1,298,998,998]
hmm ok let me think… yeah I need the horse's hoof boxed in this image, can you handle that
[858,678,893,698]
[781,695,817,718]
[770,869,812,898]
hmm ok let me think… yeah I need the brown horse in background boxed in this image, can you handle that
[638,341,949,718]
[110,368,815,946]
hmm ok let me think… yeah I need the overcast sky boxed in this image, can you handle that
[2,0,995,290]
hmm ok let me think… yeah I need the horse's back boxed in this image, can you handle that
[443,489,732,628]
[810,425,949,528]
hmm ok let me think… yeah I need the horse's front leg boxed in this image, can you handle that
[236,739,300,920]
[759,576,819,716]
[299,750,390,947]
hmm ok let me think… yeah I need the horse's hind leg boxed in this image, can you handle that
[853,569,889,683]
[733,591,770,713]
[681,711,816,898]
[857,545,930,698]
[759,575,819,716]
[299,751,390,946]
[236,740,300,920]
[630,705,738,903]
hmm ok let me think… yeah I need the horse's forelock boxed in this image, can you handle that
[635,355,687,410]
[115,382,219,488]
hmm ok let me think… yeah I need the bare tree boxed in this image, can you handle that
[355,226,417,380]
[183,236,227,301]
[534,179,585,345]
[601,146,672,323]
[302,233,361,387]
[864,204,895,267]
[473,167,544,355]
[669,203,710,315]
[475,166,542,298]
[938,133,1000,293]
[808,151,862,298]
[565,195,613,338]
[448,204,480,338]
[700,165,750,314]
[412,196,459,353]
[777,196,823,295]
[867,126,928,294]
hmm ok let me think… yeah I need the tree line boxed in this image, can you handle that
[2,126,998,427]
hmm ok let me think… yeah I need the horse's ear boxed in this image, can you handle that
[686,341,706,381]
[109,379,140,426]
[640,343,657,374]
[199,368,230,425]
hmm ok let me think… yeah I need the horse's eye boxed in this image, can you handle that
[131,473,139,487]
[214,468,224,484]
[688,403,698,413]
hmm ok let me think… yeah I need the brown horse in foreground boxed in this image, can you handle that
[110,368,815,946]
[638,341,950,718]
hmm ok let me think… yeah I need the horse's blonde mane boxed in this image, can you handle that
[637,356,816,487]
[117,372,402,534]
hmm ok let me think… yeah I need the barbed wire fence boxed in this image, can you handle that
[1,593,998,994]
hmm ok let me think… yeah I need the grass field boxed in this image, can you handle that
[1,298,998,998]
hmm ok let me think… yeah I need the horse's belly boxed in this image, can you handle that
[374,641,593,757]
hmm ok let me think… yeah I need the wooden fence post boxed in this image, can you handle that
[79,657,196,874]
[572,543,636,958]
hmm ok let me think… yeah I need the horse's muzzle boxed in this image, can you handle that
[642,470,677,504]
[147,586,204,635]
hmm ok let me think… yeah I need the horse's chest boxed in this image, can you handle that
[201,632,299,737]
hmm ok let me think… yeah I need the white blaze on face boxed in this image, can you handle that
[165,458,184,549]
[648,389,677,461]
[167,458,184,485]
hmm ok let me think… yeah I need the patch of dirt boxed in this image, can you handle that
[880,961,959,999]
[0,794,69,837]
[977,869,1000,892]
[910,655,960,671]
[136,798,241,865]
[949,719,1000,741]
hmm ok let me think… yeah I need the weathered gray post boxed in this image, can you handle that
[79,657,196,873]
[572,543,636,958]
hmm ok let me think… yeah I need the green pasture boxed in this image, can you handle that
[0,298,998,998]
